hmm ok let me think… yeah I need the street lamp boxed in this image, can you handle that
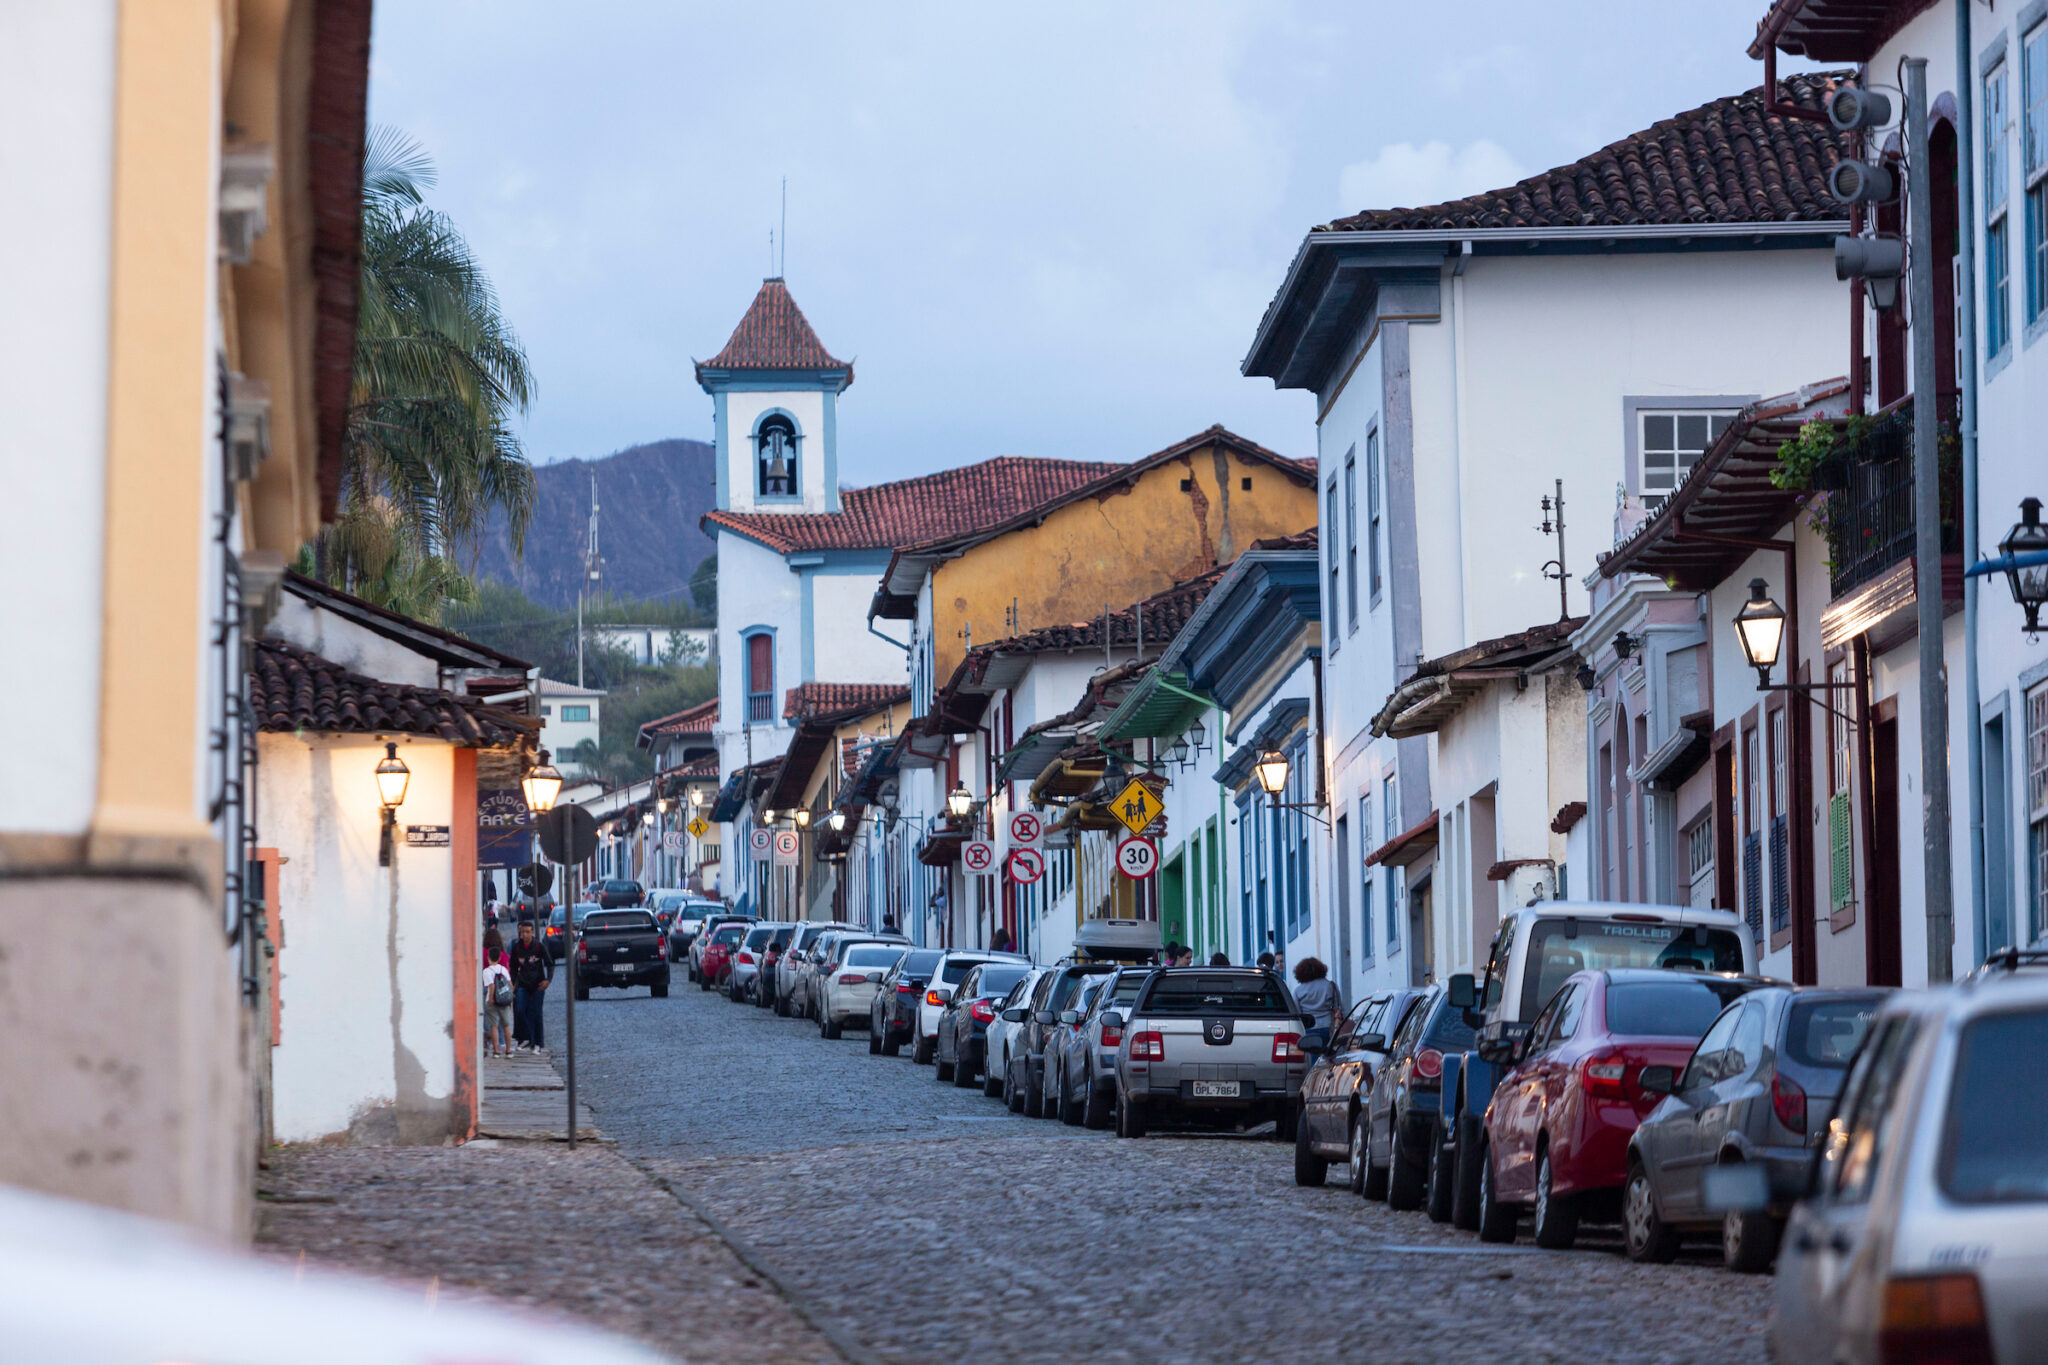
[1998,497,2048,635]
[795,808,810,828]
[1167,736,1190,767]
[829,809,847,832]
[946,785,973,820]
[1254,749,1290,796]
[1188,717,1207,748]
[1732,578,1787,689]
[522,749,562,814]
[689,787,704,807]
[375,741,410,866]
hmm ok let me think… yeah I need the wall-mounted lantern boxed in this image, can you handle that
[1254,749,1290,796]
[521,749,562,815]
[1732,578,1787,689]
[375,742,410,867]
[1997,497,2048,635]
[946,785,974,820]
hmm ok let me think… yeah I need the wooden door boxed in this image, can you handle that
[1868,717,1903,987]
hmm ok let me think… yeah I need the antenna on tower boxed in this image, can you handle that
[780,176,787,277]
[578,470,605,687]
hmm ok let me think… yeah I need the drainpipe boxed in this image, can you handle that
[1906,59,1957,982]
[1957,0,1987,964]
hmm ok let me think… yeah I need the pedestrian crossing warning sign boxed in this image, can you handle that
[1109,779,1162,836]
[687,817,709,839]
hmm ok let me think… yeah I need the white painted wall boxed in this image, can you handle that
[812,567,909,682]
[263,734,465,1143]
[724,389,828,514]
[269,595,439,688]
[0,0,117,836]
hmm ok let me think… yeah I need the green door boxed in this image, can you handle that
[1161,853,1187,949]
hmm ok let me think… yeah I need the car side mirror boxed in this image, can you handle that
[1638,1065,1677,1096]
[1035,1010,1057,1026]
[1359,1032,1387,1052]
[866,971,884,983]
[1059,1010,1083,1025]
[1002,1007,1028,1023]
[1301,1028,1331,1054]
[1446,973,1477,1010]
[1100,1011,1124,1030]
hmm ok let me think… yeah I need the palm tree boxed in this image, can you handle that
[315,129,536,618]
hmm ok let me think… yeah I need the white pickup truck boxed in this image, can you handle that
[1106,967,1309,1139]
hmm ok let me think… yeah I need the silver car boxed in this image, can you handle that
[1047,967,1149,1128]
[1767,958,2048,1364]
[1108,967,1307,1138]
[771,922,857,1017]
[725,922,788,1003]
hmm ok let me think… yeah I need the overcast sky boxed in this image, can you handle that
[368,2,1823,483]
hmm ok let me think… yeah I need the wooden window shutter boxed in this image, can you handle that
[1828,791,1855,911]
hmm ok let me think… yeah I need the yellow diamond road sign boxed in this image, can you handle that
[686,817,709,839]
[1109,779,1162,836]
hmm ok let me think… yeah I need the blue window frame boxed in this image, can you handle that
[1343,448,1359,633]
[1326,478,1341,652]
[2026,28,2048,324]
[1366,428,1383,603]
[1358,793,1375,961]
[1989,60,2014,357]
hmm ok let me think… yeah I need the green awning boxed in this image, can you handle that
[1097,668,1213,742]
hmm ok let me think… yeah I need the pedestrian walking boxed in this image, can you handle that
[990,927,1013,953]
[481,928,513,1058]
[1209,951,1231,966]
[1175,946,1195,966]
[1256,951,1275,972]
[1291,957,1343,1035]
[508,919,552,1052]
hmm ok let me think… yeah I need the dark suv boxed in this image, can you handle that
[1011,962,1119,1119]
[592,878,644,909]
[1362,984,1479,1214]
[572,909,668,998]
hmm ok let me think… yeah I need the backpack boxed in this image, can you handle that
[488,967,513,1007]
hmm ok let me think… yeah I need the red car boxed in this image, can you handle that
[695,922,746,992]
[1477,968,1772,1248]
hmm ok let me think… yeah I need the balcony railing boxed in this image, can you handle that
[1822,397,1961,599]
[747,691,773,723]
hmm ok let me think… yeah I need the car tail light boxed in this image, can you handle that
[1581,1052,1628,1100]
[1100,1025,1122,1047]
[737,951,754,965]
[1879,1274,1995,1365]
[1414,1047,1444,1080]
[1274,1033,1305,1063]
[838,973,866,985]
[576,943,589,962]
[897,984,915,994]
[1771,1072,1808,1134]
[1130,1030,1164,1061]
[926,990,944,1007]
[970,1000,996,1024]
[653,941,665,960]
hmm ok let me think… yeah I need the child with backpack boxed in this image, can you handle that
[481,926,514,1058]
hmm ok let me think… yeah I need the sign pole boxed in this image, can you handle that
[564,849,577,1148]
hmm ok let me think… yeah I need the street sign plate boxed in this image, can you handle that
[961,839,997,875]
[772,830,800,866]
[1008,847,1045,884]
[749,827,773,855]
[517,862,554,897]
[1115,834,1158,879]
[662,830,686,854]
[687,817,709,839]
[1006,810,1044,847]
[1109,780,1163,836]
[404,824,450,848]
[536,806,598,864]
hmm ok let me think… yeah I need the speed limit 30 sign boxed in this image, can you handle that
[1115,834,1158,879]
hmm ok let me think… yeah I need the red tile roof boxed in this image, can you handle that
[250,639,534,746]
[641,697,718,738]
[1321,73,1850,233]
[782,682,910,722]
[695,278,849,378]
[704,454,1120,554]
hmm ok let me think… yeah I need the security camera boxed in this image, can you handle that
[1829,160,1898,205]
[1835,235,1905,310]
[1827,86,1893,132]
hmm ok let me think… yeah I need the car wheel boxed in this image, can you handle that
[1362,1123,1390,1201]
[1082,1075,1112,1130]
[1020,1061,1044,1118]
[935,1038,955,1082]
[1451,1114,1483,1231]
[1624,1161,1681,1263]
[1425,1118,1454,1223]
[1531,1146,1579,1250]
[824,1015,843,1041]
[868,1027,882,1056]
[1294,1109,1331,1186]
[1346,1110,1369,1195]
[1723,1198,1782,1273]
[881,1029,901,1058]
[1115,1091,1148,1139]
[983,1057,1004,1099]
[954,1049,979,1088]
[651,981,669,999]
[912,1028,934,1066]
[698,972,711,992]
[1058,1067,1084,1125]
[1387,1117,1426,1211]
[1476,1140,1518,1243]
[1004,1060,1024,1113]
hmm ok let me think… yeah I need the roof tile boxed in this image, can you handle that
[696,278,848,375]
[250,639,533,747]
[782,682,910,722]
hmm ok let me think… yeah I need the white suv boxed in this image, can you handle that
[912,950,1029,1065]
[1768,955,2048,1364]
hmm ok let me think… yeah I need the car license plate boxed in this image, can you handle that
[611,963,632,973]
[1191,1080,1241,1098]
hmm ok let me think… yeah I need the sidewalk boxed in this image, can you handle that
[479,1048,605,1141]
[254,1058,844,1365]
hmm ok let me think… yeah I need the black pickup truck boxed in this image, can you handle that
[573,909,669,999]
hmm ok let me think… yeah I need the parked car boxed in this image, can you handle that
[793,930,859,1021]
[1109,967,1306,1138]
[695,921,748,991]
[1295,988,1423,1191]
[1768,956,2048,1364]
[772,922,858,1017]
[983,968,1051,1098]
[755,924,797,1010]
[934,960,1033,1087]
[816,941,908,1039]
[1037,975,1108,1120]
[591,878,644,909]
[1439,901,1760,1230]
[1625,985,1888,1269]
[912,951,1028,1064]
[1047,966,1153,1128]
[544,902,602,960]
[726,923,785,1003]
[1361,985,1477,1213]
[645,888,692,932]
[869,948,947,1053]
[688,912,754,983]
[666,897,726,959]
[571,909,669,999]
[1012,962,1119,1119]
[1475,968,1775,1249]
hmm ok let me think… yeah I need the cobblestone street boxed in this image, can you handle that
[542,978,1772,1365]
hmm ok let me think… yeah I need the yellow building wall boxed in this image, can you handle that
[930,443,1315,679]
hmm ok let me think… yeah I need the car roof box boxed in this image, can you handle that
[1073,918,1163,962]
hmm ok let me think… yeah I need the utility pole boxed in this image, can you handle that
[1539,480,1570,622]
[579,471,604,689]
[1906,58,1955,982]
